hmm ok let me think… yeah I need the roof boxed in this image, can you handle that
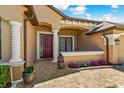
[63,16,101,23]
[47,5,68,17]
[48,5,101,23]
[86,21,124,35]
[24,5,124,31]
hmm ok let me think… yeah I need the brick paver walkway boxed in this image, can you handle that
[17,60,124,88]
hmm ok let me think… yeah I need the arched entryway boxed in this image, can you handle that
[59,25,89,52]
[37,22,53,60]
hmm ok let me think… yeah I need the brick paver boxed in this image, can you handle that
[16,60,124,88]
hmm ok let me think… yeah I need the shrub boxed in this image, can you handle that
[99,60,108,65]
[80,64,85,67]
[90,61,100,66]
[0,65,10,88]
[68,63,79,68]
[23,66,34,74]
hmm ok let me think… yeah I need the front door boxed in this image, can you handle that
[40,34,53,58]
[59,37,73,52]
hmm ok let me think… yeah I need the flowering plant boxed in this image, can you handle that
[99,60,108,65]
[68,63,80,68]
[90,61,100,66]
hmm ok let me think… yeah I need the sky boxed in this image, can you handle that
[54,5,124,23]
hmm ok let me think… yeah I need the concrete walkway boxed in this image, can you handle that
[17,60,124,88]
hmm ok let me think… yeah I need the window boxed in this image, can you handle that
[59,37,73,52]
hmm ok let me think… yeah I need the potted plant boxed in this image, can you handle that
[57,55,65,69]
[22,66,34,85]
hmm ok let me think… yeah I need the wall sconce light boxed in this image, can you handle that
[114,38,120,45]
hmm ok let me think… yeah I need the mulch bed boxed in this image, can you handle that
[5,82,11,88]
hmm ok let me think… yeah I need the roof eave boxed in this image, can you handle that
[47,5,68,18]
[86,26,116,35]
[24,5,39,26]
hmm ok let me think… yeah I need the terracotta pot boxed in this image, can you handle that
[22,71,34,85]
[57,62,65,69]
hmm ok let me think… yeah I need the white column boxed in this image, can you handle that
[9,21,24,65]
[52,29,59,62]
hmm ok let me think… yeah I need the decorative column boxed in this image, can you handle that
[9,21,24,82]
[52,29,59,62]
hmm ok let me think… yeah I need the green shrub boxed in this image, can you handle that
[0,65,10,88]
[23,66,34,74]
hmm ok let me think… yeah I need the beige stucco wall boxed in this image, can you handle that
[0,6,27,22]
[0,6,27,62]
[35,25,51,32]
[118,35,124,63]
[77,31,105,51]
[77,31,110,62]
[63,55,104,65]
[112,28,124,64]
[26,21,36,66]
[33,5,62,29]
[1,19,10,62]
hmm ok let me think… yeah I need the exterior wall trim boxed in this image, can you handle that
[60,51,104,56]
[58,35,75,51]
[37,31,53,60]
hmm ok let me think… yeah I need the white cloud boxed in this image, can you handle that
[86,13,91,17]
[54,5,69,10]
[69,5,87,15]
[112,10,117,13]
[96,13,122,23]
[103,13,119,22]
[111,5,119,8]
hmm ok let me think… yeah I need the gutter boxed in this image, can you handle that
[103,32,110,64]
[24,15,34,67]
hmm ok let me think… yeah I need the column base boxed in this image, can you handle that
[10,61,25,82]
[52,59,58,62]
[9,58,23,64]
[11,79,23,88]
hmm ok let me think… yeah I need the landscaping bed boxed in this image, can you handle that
[0,65,11,88]
[66,60,114,70]
[66,60,123,71]
[68,60,107,66]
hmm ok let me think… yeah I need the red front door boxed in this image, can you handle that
[40,34,53,58]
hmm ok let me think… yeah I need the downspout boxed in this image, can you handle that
[103,32,110,64]
[24,15,34,67]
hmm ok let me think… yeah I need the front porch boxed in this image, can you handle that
[36,23,105,63]
[17,60,124,88]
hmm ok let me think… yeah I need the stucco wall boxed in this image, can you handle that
[26,21,36,66]
[33,5,62,29]
[0,6,27,22]
[118,35,124,63]
[63,55,104,65]
[77,31,105,51]
[1,19,10,62]
[35,25,51,32]
[0,6,27,62]
[77,31,107,61]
